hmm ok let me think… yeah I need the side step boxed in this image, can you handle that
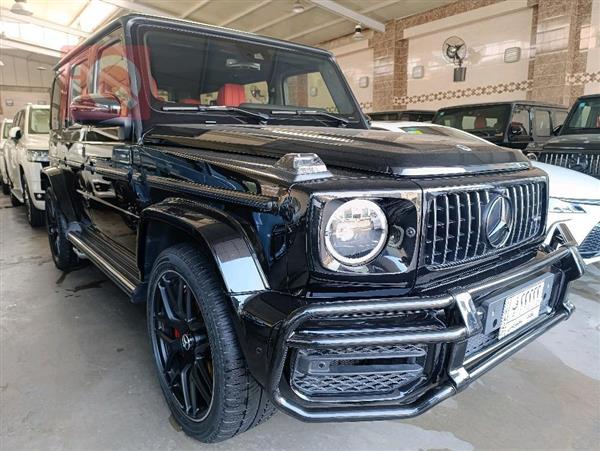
[67,231,139,296]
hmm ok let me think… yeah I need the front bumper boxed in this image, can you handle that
[241,224,585,422]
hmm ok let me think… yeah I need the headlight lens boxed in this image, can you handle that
[26,149,49,162]
[549,198,586,214]
[324,199,388,266]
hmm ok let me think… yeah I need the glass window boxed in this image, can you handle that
[70,60,88,103]
[533,109,551,137]
[15,110,25,130]
[29,109,50,134]
[284,72,337,112]
[145,30,358,119]
[2,122,11,138]
[95,41,131,105]
[563,97,600,133]
[510,107,530,136]
[553,110,567,128]
[51,76,62,130]
[433,104,511,138]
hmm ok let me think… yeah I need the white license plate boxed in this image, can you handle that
[498,280,545,339]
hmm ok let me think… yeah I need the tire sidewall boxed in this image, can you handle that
[147,248,229,438]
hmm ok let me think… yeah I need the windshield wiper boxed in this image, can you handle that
[271,109,349,127]
[161,105,270,124]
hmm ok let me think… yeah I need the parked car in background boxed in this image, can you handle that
[433,101,568,150]
[0,118,13,195]
[368,109,435,122]
[529,94,600,179]
[4,104,50,226]
[534,161,600,264]
[45,14,584,444]
[372,120,600,264]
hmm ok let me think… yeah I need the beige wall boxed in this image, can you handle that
[332,41,374,112]
[322,0,600,113]
[405,4,533,109]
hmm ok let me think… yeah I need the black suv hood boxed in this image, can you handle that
[543,133,600,153]
[147,124,529,176]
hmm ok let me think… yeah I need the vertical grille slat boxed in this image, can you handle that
[424,180,546,268]
[540,152,600,178]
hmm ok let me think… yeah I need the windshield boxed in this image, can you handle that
[28,109,50,134]
[2,122,11,139]
[144,30,359,121]
[433,104,511,138]
[562,97,600,134]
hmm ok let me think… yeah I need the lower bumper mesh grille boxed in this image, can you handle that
[291,344,428,399]
[580,223,600,258]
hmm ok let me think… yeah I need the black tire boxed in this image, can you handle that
[10,189,21,207]
[45,188,80,271]
[22,177,44,227]
[147,244,275,443]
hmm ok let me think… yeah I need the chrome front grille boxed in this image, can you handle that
[539,152,600,177]
[424,180,546,268]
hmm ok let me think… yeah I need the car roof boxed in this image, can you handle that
[370,110,436,114]
[57,13,332,70]
[575,94,600,101]
[436,100,567,110]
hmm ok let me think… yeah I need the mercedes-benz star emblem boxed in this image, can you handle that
[181,334,194,351]
[485,195,514,248]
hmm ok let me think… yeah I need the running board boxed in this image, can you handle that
[67,231,137,295]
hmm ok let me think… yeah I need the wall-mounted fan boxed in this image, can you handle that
[442,36,467,82]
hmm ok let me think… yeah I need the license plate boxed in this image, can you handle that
[498,280,545,339]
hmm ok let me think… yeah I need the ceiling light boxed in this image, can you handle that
[292,1,305,13]
[10,0,33,16]
[36,66,46,71]
[0,61,4,67]
[353,24,364,40]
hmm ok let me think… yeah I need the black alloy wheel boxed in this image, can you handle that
[151,269,214,422]
[45,188,80,270]
[147,244,275,443]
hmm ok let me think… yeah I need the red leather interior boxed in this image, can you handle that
[149,76,165,102]
[474,115,487,129]
[181,98,201,105]
[217,84,246,107]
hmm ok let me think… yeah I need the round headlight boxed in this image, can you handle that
[324,199,388,266]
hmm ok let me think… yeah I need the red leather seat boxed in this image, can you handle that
[217,84,246,107]
[180,98,201,105]
[474,115,487,129]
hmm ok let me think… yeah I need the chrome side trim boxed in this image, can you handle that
[397,162,531,177]
[67,232,137,294]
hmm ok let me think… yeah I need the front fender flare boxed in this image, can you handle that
[138,198,270,296]
[42,166,78,222]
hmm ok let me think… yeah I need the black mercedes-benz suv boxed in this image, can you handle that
[44,14,584,443]
[532,94,600,178]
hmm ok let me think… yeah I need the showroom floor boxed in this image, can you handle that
[1,194,599,451]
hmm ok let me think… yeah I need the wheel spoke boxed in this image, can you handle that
[191,360,212,404]
[185,288,193,322]
[158,278,183,324]
[180,364,192,414]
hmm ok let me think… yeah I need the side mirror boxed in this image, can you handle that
[509,124,523,136]
[553,125,562,136]
[9,126,22,140]
[69,93,124,126]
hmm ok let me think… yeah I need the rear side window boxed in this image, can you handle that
[94,41,131,106]
[70,60,89,103]
[553,110,567,128]
[532,109,551,137]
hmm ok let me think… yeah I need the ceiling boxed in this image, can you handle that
[0,0,453,60]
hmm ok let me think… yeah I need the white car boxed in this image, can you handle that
[0,118,13,195]
[371,121,600,264]
[536,161,600,264]
[4,104,50,226]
